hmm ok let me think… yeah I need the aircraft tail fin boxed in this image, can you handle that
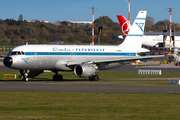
[119,11,147,48]
[117,15,132,35]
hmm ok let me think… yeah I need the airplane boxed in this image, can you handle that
[117,15,180,48]
[3,11,163,81]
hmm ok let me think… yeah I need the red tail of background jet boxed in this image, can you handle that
[117,15,132,35]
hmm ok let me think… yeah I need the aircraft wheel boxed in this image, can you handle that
[21,70,29,81]
[22,75,28,81]
[89,76,93,81]
[58,75,63,81]
[89,75,99,81]
[53,75,58,81]
[53,75,63,81]
[93,75,99,81]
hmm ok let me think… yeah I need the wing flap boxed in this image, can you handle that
[67,55,164,66]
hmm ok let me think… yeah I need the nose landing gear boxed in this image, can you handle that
[20,70,29,81]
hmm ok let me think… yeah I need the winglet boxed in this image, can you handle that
[119,11,147,48]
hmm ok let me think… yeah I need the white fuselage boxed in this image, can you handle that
[143,35,180,48]
[6,44,149,71]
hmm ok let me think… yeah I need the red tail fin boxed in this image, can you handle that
[117,15,132,35]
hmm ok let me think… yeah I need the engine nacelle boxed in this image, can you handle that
[74,64,96,78]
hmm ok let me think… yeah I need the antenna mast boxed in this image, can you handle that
[167,8,174,57]
[90,7,96,45]
[125,0,130,31]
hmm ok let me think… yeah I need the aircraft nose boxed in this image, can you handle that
[3,57,13,67]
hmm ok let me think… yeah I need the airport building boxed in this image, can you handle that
[66,20,92,27]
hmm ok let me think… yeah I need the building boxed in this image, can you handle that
[66,20,92,27]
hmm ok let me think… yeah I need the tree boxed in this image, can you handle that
[94,16,113,27]
[74,28,84,33]
[54,20,61,26]
[146,16,154,27]
[61,21,68,26]
[163,19,170,26]
[155,19,170,26]
[18,14,23,21]
[20,26,38,39]
[5,19,17,26]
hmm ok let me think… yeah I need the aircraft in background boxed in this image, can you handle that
[3,11,163,81]
[117,15,180,48]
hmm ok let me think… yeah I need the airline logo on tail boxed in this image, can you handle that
[117,15,132,35]
[136,23,144,32]
[117,15,146,34]
[122,21,129,35]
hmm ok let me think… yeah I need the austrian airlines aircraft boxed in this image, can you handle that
[117,15,180,48]
[3,11,163,81]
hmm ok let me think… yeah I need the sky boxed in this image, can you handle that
[0,0,180,24]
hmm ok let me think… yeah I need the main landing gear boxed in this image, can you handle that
[89,75,99,81]
[53,71,63,81]
[53,74,99,81]
[52,71,99,81]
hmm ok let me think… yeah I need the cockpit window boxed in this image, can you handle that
[10,51,25,55]
[21,52,25,55]
[11,52,17,55]
[18,51,21,55]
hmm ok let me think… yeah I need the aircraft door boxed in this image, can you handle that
[71,49,77,61]
[30,47,37,61]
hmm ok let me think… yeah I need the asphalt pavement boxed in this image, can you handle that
[0,82,179,94]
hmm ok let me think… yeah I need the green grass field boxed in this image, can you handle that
[2,70,180,80]
[0,92,180,120]
[1,70,180,120]
[0,70,180,85]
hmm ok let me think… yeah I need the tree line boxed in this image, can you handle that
[0,15,180,45]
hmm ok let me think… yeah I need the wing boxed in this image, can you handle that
[67,55,164,66]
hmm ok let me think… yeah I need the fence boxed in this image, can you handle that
[138,69,161,75]
[0,47,13,53]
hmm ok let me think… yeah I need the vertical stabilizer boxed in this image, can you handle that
[117,15,132,35]
[119,11,147,48]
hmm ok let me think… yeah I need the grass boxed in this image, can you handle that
[0,70,180,85]
[0,92,180,120]
[2,70,180,80]
[1,70,180,119]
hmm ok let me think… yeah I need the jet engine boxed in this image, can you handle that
[74,64,96,78]
[20,70,43,78]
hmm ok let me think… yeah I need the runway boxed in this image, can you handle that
[0,82,180,94]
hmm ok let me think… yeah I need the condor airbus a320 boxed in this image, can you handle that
[3,11,162,81]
